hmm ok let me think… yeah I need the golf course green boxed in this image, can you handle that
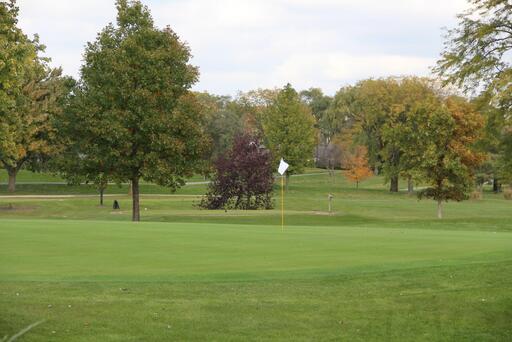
[2,220,511,282]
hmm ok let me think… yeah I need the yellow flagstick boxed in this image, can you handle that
[278,158,289,231]
[281,175,284,231]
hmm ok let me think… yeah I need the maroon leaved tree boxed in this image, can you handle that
[200,133,274,210]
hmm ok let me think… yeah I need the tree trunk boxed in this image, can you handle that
[328,158,335,184]
[99,187,104,206]
[390,176,399,192]
[285,173,290,191]
[407,176,414,194]
[437,200,443,219]
[477,182,484,192]
[7,168,17,193]
[493,177,501,193]
[131,177,140,222]
[233,193,244,208]
[356,180,359,189]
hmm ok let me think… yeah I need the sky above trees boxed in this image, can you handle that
[17,0,468,95]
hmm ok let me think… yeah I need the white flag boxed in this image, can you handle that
[278,158,289,175]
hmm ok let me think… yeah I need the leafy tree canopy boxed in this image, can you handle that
[0,0,35,110]
[336,77,437,191]
[0,1,71,192]
[414,96,485,218]
[299,88,331,121]
[261,84,317,185]
[436,0,512,100]
[195,92,243,162]
[71,0,208,221]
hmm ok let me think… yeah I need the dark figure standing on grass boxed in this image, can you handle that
[113,200,120,210]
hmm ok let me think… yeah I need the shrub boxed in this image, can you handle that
[200,133,274,210]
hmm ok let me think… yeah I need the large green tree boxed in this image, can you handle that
[52,85,114,206]
[436,0,512,191]
[0,0,34,111]
[413,97,485,218]
[324,86,355,146]
[299,87,332,140]
[339,77,440,192]
[262,84,316,188]
[472,94,508,191]
[72,0,208,221]
[498,126,512,186]
[0,1,69,192]
[236,88,279,136]
[0,0,32,170]
[1,59,70,192]
[196,92,243,162]
[380,77,440,193]
[436,0,512,96]
[318,87,355,180]
[343,78,400,190]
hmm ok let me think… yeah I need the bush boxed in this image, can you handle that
[200,133,274,210]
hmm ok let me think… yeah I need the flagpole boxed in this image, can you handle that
[281,174,284,231]
[278,158,288,232]
[281,176,284,230]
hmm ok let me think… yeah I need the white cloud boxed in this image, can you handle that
[274,53,434,92]
[280,0,467,15]
[16,0,470,95]
[154,0,283,30]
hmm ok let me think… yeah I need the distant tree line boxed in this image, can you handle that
[1,0,511,219]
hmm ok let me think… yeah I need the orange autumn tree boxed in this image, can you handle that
[344,145,373,188]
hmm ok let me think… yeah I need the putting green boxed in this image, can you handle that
[1,219,511,282]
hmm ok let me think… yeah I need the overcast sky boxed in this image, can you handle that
[17,0,469,95]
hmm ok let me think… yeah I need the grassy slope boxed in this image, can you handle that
[1,170,512,341]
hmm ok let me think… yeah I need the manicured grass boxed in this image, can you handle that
[1,220,511,341]
[0,171,511,340]
[1,262,511,341]
[2,219,511,282]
